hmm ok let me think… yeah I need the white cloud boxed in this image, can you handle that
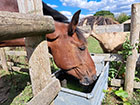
[60,0,139,15]
[80,14,93,19]
[60,11,73,20]
[47,3,58,8]
[60,10,92,21]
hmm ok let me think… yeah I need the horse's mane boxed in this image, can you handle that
[42,2,68,23]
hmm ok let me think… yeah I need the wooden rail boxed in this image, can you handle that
[111,79,140,89]
[2,52,140,62]
[78,23,130,34]
[91,53,140,62]
[0,11,54,41]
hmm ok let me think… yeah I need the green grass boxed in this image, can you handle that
[0,70,32,105]
[87,36,103,53]
[10,85,32,105]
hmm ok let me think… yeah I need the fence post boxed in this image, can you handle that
[17,0,60,105]
[0,48,8,72]
[125,3,140,97]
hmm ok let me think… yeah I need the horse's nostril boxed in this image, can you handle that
[93,75,97,80]
[80,75,97,86]
[84,77,90,83]
[80,76,91,86]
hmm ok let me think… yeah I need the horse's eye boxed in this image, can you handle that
[79,45,86,51]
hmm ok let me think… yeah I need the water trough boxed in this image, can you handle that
[54,55,109,105]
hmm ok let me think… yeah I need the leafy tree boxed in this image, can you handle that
[94,10,114,17]
[115,13,131,24]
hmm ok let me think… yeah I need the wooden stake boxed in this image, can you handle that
[0,48,8,72]
[17,0,53,95]
[125,3,140,97]
[17,1,60,105]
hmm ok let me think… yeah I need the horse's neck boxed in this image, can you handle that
[0,0,19,12]
[0,38,25,47]
[91,32,103,43]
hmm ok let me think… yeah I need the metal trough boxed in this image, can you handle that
[54,56,109,105]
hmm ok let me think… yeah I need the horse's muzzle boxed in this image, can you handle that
[80,75,97,86]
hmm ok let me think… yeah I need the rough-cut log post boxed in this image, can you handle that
[0,48,8,72]
[17,0,53,95]
[17,1,60,105]
[27,77,60,105]
[125,3,140,97]
[0,11,54,41]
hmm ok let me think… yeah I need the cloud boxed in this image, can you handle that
[60,11,72,20]
[80,14,93,19]
[47,3,58,8]
[60,0,139,15]
[60,10,92,21]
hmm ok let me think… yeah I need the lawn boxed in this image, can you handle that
[87,36,103,53]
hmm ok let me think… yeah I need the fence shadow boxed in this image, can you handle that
[0,70,32,105]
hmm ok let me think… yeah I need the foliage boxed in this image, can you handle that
[109,67,118,78]
[115,13,131,24]
[102,87,140,105]
[94,10,114,18]
[118,37,133,61]
[50,58,59,73]
[115,88,129,102]
[109,37,133,79]
[135,71,140,82]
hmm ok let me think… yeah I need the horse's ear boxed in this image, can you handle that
[68,10,81,36]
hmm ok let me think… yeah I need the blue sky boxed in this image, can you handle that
[43,0,139,20]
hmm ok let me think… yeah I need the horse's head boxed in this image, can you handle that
[47,10,97,86]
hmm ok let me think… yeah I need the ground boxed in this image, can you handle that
[0,52,32,105]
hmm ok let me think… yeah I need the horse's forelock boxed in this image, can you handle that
[75,28,87,44]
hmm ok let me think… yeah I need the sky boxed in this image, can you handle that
[42,0,139,20]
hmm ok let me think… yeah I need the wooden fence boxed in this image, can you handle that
[0,0,61,105]
[0,1,139,103]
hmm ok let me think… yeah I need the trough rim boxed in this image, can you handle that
[57,62,109,99]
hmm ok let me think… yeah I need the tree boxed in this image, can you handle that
[115,13,131,24]
[94,10,114,17]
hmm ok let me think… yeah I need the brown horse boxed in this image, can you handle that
[0,0,97,86]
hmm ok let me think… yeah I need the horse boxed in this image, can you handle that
[0,0,97,86]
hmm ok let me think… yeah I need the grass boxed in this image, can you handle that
[87,36,103,53]
[10,85,32,105]
[0,70,32,105]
